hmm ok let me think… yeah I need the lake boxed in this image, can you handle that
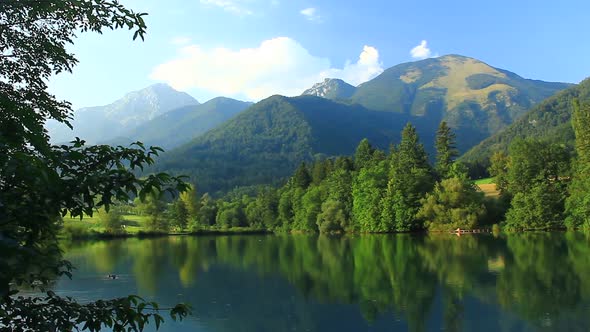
[50,233,590,331]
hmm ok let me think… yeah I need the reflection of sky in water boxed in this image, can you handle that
[42,234,590,331]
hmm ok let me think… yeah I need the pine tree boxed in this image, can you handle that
[387,123,434,231]
[354,138,376,170]
[395,124,433,230]
[293,162,312,189]
[435,121,458,179]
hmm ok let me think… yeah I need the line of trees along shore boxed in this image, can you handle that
[152,100,590,234]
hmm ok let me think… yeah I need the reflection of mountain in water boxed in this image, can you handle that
[58,233,590,332]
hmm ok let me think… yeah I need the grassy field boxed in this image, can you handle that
[61,213,266,239]
[473,177,495,185]
[62,213,151,237]
[472,177,500,197]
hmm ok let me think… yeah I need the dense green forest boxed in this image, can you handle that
[131,99,590,234]
[152,95,439,194]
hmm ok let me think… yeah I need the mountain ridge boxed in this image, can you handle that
[121,96,253,149]
[350,54,572,134]
[154,55,573,194]
[47,83,199,144]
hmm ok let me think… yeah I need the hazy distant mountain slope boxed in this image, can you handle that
[154,95,439,194]
[125,97,252,149]
[461,78,590,164]
[351,55,571,138]
[302,78,356,100]
[47,83,198,144]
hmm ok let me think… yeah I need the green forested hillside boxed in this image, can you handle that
[153,95,439,194]
[461,78,590,164]
[124,97,251,149]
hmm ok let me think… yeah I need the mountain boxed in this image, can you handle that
[350,54,571,143]
[119,97,252,149]
[153,95,439,194]
[461,78,590,164]
[302,78,356,100]
[47,83,199,144]
[154,55,572,194]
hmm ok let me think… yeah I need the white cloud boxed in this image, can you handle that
[170,36,192,46]
[150,37,384,100]
[320,46,383,86]
[410,40,434,59]
[300,7,321,22]
[200,0,253,15]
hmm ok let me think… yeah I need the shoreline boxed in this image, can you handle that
[60,226,576,240]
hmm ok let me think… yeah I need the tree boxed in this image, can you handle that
[170,200,189,230]
[506,139,569,195]
[197,193,218,227]
[0,1,189,329]
[325,168,353,227]
[311,159,332,185]
[352,161,388,232]
[386,123,434,231]
[505,181,566,230]
[245,187,279,229]
[488,151,510,195]
[418,177,486,231]
[98,207,125,234]
[504,139,570,230]
[293,186,323,232]
[179,184,199,220]
[316,199,347,233]
[566,99,590,228]
[354,138,375,170]
[293,162,312,189]
[216,201,247,228]
[135,190,169,232]
[435,121,458,179]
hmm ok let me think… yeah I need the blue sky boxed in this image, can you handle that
[49,0,590,109]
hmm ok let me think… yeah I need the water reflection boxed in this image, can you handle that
[57,233,590,331]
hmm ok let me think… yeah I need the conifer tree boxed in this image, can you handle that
[435,121,458,179]
[293,162,312,189]
[354,138,376,170]
[386,124,434,231]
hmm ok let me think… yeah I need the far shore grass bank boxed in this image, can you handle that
[60,214,271,240]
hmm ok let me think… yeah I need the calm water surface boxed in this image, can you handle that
[51,233,590,331]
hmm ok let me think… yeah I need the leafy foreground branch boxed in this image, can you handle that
[2,293,190,332]
[1,0,190,330]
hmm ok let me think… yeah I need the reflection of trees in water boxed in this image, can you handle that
[497,233,582,326]
[64,233,590,331]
